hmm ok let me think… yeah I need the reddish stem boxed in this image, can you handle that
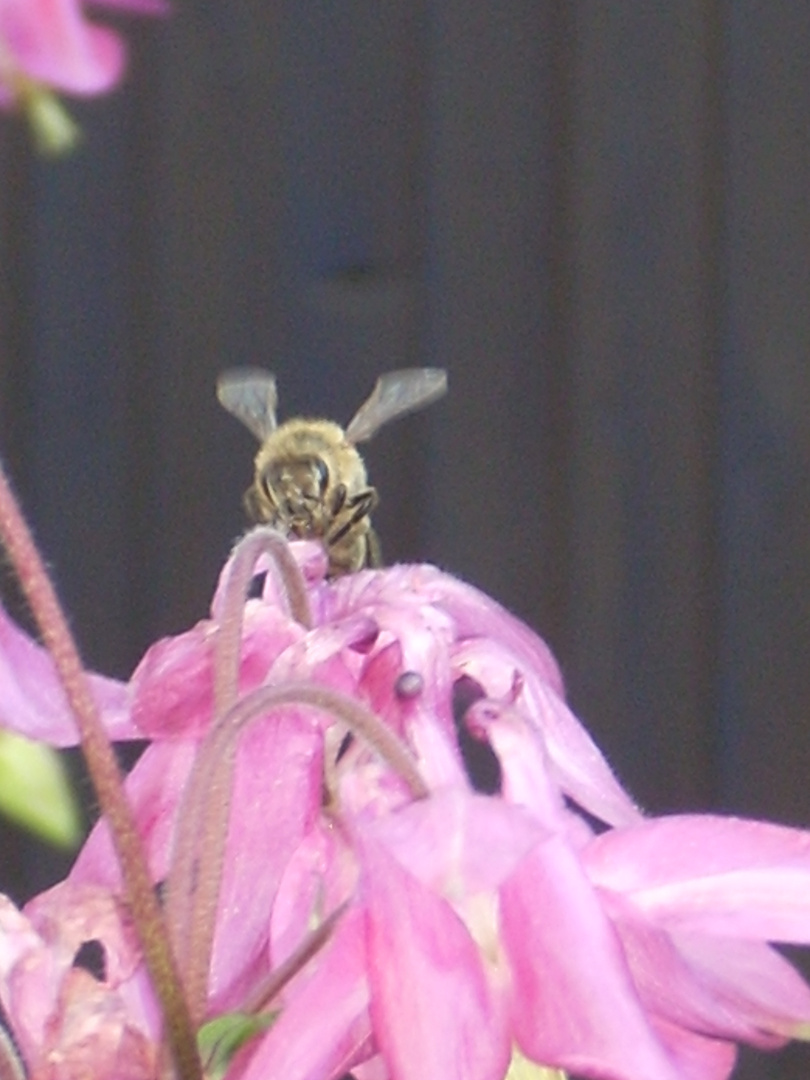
[0,465,200,1080]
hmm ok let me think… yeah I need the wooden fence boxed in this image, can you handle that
[1,4,810,1075]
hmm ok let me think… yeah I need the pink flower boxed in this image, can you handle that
[0,881,160,1080]
[0,0,166,107]
[3,530,810,1080]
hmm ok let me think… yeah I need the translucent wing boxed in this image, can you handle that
[345,368,448,444]
[217,368,278,442]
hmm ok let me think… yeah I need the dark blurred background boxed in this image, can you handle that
[1,3,810,1077]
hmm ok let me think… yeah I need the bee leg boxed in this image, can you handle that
[330,483,348,516]
[325,487,378,547]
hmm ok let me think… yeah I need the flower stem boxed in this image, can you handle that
[0,465,200,1080]
[167,680,429,1021]
[213,527,312,717]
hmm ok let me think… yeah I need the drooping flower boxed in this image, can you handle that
[2,528,810,1080]
[0,0,167,151]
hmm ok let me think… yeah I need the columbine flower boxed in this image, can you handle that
[3,527,810,1080]
[0,881,160,1080]
[0,0,167,152]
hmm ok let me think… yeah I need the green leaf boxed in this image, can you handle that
[21,85,81,156]
[0,731,82,848]
[198,1011,278,1079]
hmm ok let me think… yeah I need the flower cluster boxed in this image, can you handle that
[1,528,810,1080]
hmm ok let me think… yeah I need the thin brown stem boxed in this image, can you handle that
[241,901,348,1015]
[0,465,200,1080]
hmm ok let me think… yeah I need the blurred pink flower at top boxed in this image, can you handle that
[0,0,167,107]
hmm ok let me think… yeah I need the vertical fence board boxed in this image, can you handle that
[561,4,720,813]
[425,0,560,636]
[720,2,810,831]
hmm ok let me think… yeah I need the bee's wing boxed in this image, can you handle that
[345,368,447,444]
[217,368,279,442]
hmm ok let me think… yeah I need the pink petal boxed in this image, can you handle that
[464,697,569,827]
[367,788,545,899]
[500,834,685,1080]
[452,636,641,827]
[649,1018,738,1080]
[131,602,302,739]
[70,739,198,887]
[585,816,810,940]
[0,601,134,746]
[239,906,373,1080]
[0,0,125,94]
[269,820,358,975]
[361,835,510,1080]
[0,896,54,1055]
[601,889,810,1048]
[207,709,323,1010]
[404,703,470,789]
[39,967,157,1080]
[24,882,141,985]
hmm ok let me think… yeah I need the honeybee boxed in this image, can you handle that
[217,367,447,577]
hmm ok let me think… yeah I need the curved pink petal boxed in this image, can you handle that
[131,602,302,739]
[324,562,563,693]
[500,834,685,1080]
[0,601,133,745]
[600,889,810,1048]
[239,906,373,1080]
[361,835,510,1080]
[585,816,810,941]
[207,709,323,1010]
[0,0,167,99]
[0,0,124,94]
[0,884,159,1075]
[70,739,198,887]
[451,637,641,827]
[464,697,570,828]
[0,896,53,1055]
[38,966,157,1080]
[648,1018,737,1080]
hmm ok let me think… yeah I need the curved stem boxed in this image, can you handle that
[166,528,313,1000]
[167,680,429,1022]
[213,528,312,717]
[0,466,200,1080]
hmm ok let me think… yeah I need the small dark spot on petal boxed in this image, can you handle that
[395,670,423,699]
[73,939,106,982]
